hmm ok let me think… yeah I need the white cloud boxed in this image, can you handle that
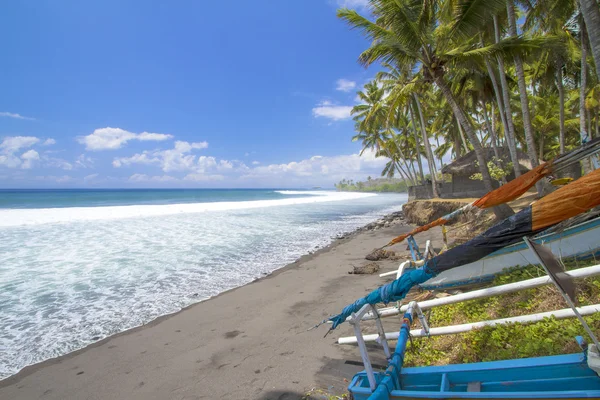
[218,160,233,170]
[251,161,260,165]
[84,173,99,182]
[336,79,356,92]
[75,154,94,169]
[312,101,353,121]
[336,0,370,9]
[137,132,175,142]
[129,173,178,183]
[42,138,56,146]
[240,149,388,185]
[191,142,209,149]
[112,152,159,168]
[0,111,34,120]
[21,149,40,169]
[183,173,225,182]
[0,136,40,153]
[113,140,212,173]
[77,127,174,151]
[0,136,40,168]
[45,157,73,170]
[34,175,72,183]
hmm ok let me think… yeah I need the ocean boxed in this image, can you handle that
[0,189,407,379]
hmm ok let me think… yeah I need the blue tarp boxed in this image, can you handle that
[329,267,435,329]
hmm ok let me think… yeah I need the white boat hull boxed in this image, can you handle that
[421,216,600,290]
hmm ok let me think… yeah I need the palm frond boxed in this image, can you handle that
[451,0,507,40]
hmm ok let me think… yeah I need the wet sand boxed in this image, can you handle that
[0,218,435,400]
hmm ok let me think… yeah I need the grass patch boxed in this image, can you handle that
[404,258,600,367]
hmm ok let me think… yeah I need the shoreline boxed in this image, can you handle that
[0,211,394,383]
[0,209,416,400]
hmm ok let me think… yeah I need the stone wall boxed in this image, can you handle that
[408,177,498,200]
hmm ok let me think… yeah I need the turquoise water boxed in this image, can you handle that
[0,189,407,379]
[0,188,314,209]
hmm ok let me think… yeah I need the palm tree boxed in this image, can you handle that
[352,81,417,184]
[339,0,509,193]
[376,64,427,184]
[506,2,541,184]
[524,0,579,155]
[579,0,600,78]
[493,14,522,177]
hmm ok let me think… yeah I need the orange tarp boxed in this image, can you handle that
[532,167,600,231]
[387,216,451,246]
[472,162,551,209]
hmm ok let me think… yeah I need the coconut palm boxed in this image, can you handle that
[351,81,417,184]
[337,0,546,196]
[579,0,600,78]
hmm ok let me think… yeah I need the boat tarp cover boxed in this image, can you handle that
[328,168,600,329]
[387,138,600,247]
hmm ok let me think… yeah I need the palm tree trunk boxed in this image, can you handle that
[454,132,462,158]
[556,64,566,154]
[456,117,470,153]
[493,103,502,148]
[596,107,599,138]
[435,136,443,170]
[580,0,600,79]
[408,105,426,183]
[482,102,501,160]
[539,132,544,161]
[383,146,413,185]
[434,77,494,191]
[391,138,417,184]
[580,19,592,174]
[485,57,510,148]
[494,15,521,178]
[435,75,514,218]
[414,94,440,197]
[588,108,592,139]
[507,2,540,178]
[579,23,588,143]
[482,102,506,184]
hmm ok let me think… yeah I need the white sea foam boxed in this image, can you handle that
[0,191,375,227]
[275,190,329,195]
[0,192,406,379]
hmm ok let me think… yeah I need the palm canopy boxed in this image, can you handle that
[338,0,553,88]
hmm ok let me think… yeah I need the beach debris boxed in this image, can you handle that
[365,248,396,261]
[349,262,380,275]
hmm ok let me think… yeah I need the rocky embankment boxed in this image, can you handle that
[359,210,407,232]
[402,200,467,226]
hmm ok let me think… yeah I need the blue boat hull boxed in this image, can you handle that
[348,353,600,399]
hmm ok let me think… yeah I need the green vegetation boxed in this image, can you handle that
[334,178,407,192]
[404,259,600,367]
[338,0,600,199]
[470,158,514,182]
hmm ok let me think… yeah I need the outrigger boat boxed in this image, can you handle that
[323,169,600,398]
[341,241,600,399]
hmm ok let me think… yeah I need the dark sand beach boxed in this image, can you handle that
[0,214,436,400]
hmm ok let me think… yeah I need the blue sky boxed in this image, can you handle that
[0,0,399,188]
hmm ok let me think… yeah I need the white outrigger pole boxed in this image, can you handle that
[337,262,600,345]
[356,263,600,322]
